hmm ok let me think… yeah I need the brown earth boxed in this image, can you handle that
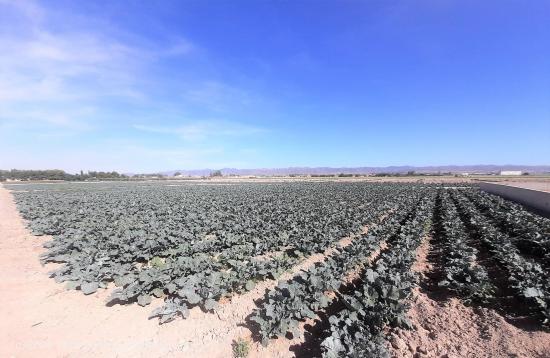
[494,181,550,193]
[389,236,550,358]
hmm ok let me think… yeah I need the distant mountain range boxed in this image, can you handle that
[154,165,550,176]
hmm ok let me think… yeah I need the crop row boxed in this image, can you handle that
[451,189,550,324]
[9,182,423,322]
[462,189,550,268]
[250,188,427,344]
[319,192,435,357]
[434,189,494,302]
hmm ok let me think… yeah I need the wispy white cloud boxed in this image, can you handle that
[0,0,193,130]
[133,120,265,141]
[0,105,96,131]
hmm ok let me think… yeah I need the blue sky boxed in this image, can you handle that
[0,0,549,173]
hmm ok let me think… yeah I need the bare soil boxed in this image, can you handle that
[495,181,550,193]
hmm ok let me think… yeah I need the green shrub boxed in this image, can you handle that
[232,337,250,358]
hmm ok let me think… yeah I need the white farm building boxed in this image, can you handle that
[500,170,523,176]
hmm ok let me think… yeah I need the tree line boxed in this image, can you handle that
[0,169,128,182]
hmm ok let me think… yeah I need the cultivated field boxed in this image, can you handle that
[1,181,550,357]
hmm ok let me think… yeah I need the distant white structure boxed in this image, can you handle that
[500,170,523,176]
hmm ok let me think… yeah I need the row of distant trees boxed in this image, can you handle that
[0,169,226,182]
[0,169,127,182]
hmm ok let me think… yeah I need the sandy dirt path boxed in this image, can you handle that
[0,185,375,358]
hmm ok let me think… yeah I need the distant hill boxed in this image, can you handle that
[156,165,550,177]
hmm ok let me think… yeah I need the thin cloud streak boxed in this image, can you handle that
[133,120,266,141]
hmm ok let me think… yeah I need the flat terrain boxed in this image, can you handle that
[496,181,550,193]
[1,181,550,357]
[477,176,550,193]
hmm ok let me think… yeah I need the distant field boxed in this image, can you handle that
[487,181,550,193]
[2,181,550,357]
